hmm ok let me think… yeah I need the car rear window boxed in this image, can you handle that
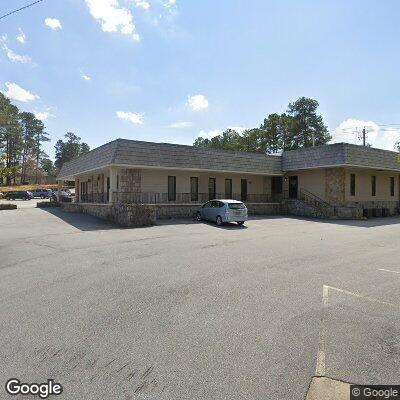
[228,203,245,209]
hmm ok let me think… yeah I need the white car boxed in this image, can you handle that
[196,199,248,226]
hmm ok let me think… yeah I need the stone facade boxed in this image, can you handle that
[119,169,141,193]
[345,200,398,216]
[61,201,282,226]
[325,167,345,206]
[246,203,281,215]
[62,202,155,227]
[285,199,327,219]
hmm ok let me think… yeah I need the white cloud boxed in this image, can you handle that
[35,112,49,121]
[331,118,400,151]
[135,0,150,10]
[1,41,31,63]
[85,0,140,41]
[198,129,221,139]
[187,94,208,111]
[169,121,192,128]
[16,28,26,44]
[44,18,62,30]
[81,74,91,81]
[163,0,176,8]
[3,82,39,102]
[116,111,144,124]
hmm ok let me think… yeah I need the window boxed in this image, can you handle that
[271,177,283,194]
[390,177,395,197]
[225,178,232,199]
[241,179,247,201]
[371,176,376,197]
[350,174,356,196]
[190,177,198,201]
[168,176,176,201]
[209,178,216,200]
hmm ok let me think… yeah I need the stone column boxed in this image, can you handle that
[325,167,346,206]
[57,180,63,202]
[109,166,118,203]
[75,179,80,203]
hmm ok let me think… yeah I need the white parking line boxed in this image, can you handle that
[378,268,400,275]
[314,284,400,377]
[315,285,329,376]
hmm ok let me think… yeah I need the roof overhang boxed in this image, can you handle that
[57,163,284,180]
[283,163,400,173]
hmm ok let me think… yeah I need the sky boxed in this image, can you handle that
[1,0,400,160]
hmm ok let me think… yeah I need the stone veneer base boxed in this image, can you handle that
[61,202,282,227]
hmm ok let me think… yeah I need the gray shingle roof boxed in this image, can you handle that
[58,139,283,179]
[58,140,400,180]
[282,143,400,171]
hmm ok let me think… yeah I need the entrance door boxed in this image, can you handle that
[209,178,216,200]
[107,177,110,202]
[289,176,298,199]
[241,179,247,201]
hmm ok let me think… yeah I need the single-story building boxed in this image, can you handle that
[57,139,400,224]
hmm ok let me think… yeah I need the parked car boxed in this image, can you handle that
[4,191,34,200]
[31,188,53,199]
[196,199,248,226]
[50,190,71,202]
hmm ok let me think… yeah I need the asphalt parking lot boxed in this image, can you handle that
[0,198,50,208]
[1,207,400,399]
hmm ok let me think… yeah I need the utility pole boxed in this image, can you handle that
[362,127,366,146]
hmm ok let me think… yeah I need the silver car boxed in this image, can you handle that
[196,199,248,226]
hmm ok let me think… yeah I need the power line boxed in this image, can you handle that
[0,0,44,21]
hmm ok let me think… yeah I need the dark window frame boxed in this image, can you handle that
[190,176,199,202]
[241,178,248,202]
[168,176,176,201]
[350,174,356,196]
[390,177,395,197]
[209,177,216,200]
[371,175,376,197]
[225,178,232,199]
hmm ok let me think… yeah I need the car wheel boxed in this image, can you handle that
[216,215,222,226]
[237,221,244,226]
[196,212,202,221]
[41,195,45,199]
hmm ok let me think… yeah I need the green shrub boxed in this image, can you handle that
[0,203,17,210]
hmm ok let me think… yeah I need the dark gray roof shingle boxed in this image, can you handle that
[282,143,400,171]
[58,140,400,179]
[58,139,283,179]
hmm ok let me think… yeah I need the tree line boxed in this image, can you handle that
[194,97,331,153]
[0,93,89,186]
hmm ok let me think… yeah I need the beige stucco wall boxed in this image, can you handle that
[284,169,326,199]
[284,167,400,204]
[140,168,272,197]
[345,168,399,202]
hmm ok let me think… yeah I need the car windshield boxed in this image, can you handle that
[228,203,245,209]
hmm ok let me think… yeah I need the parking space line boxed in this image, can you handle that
[326,285,400,309]
[315,284,400,377]
[378,268,400,275]
[315,285,329,376]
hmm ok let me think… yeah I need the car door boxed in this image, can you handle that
[201,201,212,221]
[208,200,220,221]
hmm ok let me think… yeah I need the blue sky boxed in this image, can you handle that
[1,0,400,159]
